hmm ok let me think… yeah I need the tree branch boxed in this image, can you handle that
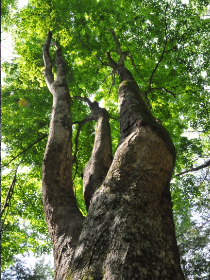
[175,160,210,177]
[107,29,129,66]
[73,96,103,114]
[55,42,68,86]
[42,31,54,92]
[1,161,23,217]
[72,116,95,178]
[72,96,102,178]
[2,134,48,168]
[128,54,145,83]
[105,51,118,69]
[107,28,122,55]
[95,55,109,67]
[147,3,169,90]
[146,87,178,97]
[145,86,199,97]
[99,72,113,86]
[108,71,116,94]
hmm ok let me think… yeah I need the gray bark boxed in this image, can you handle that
[42,32,184,280]
[42,32,84,280]
[82,100,113,210]
[66,54,184,279]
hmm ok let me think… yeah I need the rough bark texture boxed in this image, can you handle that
[66,58,184,279]
[42,32,84,280]
[83,100,113,210]
[42,32,184,280]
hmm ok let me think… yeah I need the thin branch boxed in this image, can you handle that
[1,161,23,217]
[72,116,95,179]
[72,116,95,162]
[164,46,177,53]
[108,71,116,94]
[73,96,93,107]
[128,54,145,83]
[161,87,179,97]
[147,87,178,97]
[175,160,210,177]
[99,72,112,86]
[72,95,102,178]
[2,134,48,168]
[73,96,103,114]
[107,29,129,66]
[107,28,122,55]
[20,12,43,21]
[145,86,199,97]
[95,55,109,67]
[147,3,169,90]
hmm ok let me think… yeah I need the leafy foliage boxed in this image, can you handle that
[1,0,209,278]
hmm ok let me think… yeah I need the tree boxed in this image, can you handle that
[42,30,184,279]
[1,256,53,280]
[1,0,209,279]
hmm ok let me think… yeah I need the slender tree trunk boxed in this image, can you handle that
[83,100,113,210]
[42,32,84,280]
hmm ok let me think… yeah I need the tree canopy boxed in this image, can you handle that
[1,0,210,278]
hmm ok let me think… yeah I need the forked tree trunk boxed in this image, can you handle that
[66,63,184,280]
[42,32,184,279]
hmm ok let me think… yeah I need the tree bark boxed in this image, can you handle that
[42,33,184,279]
[66,56,184,279]
[42,32,84,280]
[82,100,113,210]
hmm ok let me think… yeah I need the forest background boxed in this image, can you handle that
[1,0,210,279]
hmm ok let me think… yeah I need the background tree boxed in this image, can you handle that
[1,256,54,280]
[1,0,209,279]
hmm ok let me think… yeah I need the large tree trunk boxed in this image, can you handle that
[42,33,184,279]
[66,59,184,279]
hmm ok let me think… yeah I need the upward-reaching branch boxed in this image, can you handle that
[73,96,113,210]
[42,31,54,92]
[108,29,129,66]
[73,95,95,110]
[105,27,175,158]
[128,54,145,83]
[2,134,48,168]
[147,3,169,91]
[42,32,84,279]
[55,41,68,87]
[0,161,22,218]
[106,29,152,108]
[72,115,95,178]
[108,28,121,55]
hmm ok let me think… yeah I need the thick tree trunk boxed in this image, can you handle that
[42,32,84,280]
[66,62,184,279]
[42,33,184,279]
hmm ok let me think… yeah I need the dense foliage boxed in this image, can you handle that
[1,0,209,278]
